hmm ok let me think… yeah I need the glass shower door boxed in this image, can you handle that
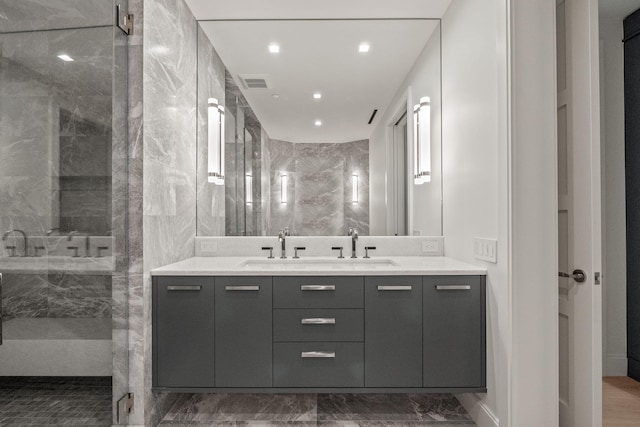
[0,1,130,424]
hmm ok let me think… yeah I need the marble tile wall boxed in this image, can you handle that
[266,139,370,236]
[141,0,199,424]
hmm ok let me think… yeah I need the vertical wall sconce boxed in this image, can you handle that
[208,98,225,185]
[246,173,252,204]
[352,173,358,204]
[413,96,431,184]
[281,174,288,204]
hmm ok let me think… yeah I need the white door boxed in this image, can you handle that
[557,0,603,426]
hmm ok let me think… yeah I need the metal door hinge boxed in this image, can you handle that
[117,4,133,35]
[595,272,601,285]
[117,392,134,424]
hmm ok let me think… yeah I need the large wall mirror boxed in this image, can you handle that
[196,19,442,236]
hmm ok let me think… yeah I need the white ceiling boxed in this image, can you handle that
[200,20,439,143]
[184,0,453,20]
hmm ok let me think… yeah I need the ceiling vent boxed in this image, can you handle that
[238,74,272,90]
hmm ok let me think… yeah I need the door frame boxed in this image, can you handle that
[385,86,415,235]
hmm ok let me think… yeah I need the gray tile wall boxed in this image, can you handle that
[141,0,198,424]
[267,139,370,236]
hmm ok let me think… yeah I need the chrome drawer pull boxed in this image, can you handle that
[301,318,336,325]
[300,285,335,291]
[377,285,412,291]
[225,285,260,291]
[167,285,202,291]
[301,351,336,358]
[436,285,471,291]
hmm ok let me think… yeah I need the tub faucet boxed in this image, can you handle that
[2,229,28,257]
[67,231,90,257]
[278,228,290,259]
[348,227,358,258]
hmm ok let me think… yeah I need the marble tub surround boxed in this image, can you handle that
[159,393,475,426]
[194,236,444,258]
[0,272,112,320]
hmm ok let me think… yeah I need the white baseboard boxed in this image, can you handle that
[606,354,628,376]
[455,393,499,427]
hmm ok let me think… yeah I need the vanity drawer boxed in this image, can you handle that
[273,342,364,387]
[273,309,363,342]
[273,276,363,308]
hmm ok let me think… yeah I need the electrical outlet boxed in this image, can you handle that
[421,240,440,254]
[474,238,497,263]
[200,241,218,252]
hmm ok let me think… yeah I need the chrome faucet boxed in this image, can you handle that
[2,229,28,257]
[348,227,358,258]
[67,231,90,257]
[278,228,290,259]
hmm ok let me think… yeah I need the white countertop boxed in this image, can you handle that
[151,256,486,276]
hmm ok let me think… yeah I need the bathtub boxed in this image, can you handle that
[0,318,112,376]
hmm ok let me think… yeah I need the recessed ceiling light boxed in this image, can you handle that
[57,54,74,62]
[314,120,322,126]
[358,43,370,53]
[272,94,280,98]
[269,44,280,53]
[313,92,322,99]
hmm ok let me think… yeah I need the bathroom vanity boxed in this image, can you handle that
[151,256,486,393]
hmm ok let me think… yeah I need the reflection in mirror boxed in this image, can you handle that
[196,19,442,236]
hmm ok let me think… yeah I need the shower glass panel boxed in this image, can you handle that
[0,0,129,424]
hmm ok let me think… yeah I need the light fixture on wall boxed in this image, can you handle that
[352,174,358,204]
[208,98,225,185]
[246,173,252,204]
[281,174,288,204]
[413,96,431,184]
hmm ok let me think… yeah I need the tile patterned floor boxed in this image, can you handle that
[0,377,112,426]
[160,393,476,426]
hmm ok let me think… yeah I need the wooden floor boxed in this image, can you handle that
[603,376,640,426]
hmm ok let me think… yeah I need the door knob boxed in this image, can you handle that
[558,270,587,283]
[572,269,586,283]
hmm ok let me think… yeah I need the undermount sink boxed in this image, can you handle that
[240,258,399,270]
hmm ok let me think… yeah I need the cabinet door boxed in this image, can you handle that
[423,275,485,388]
[153,276,214,388]
[365,276,422,387]
[215,276,272,387]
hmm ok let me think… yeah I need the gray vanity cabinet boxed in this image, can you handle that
[214,276,273,387]
[423,275,486,388]
[152,273,486,393]
[153,276,215,388]
[364,276,423,387]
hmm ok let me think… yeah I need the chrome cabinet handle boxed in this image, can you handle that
[167,285,202,291]
[301,351,335,358]
[377,285,412,291]
[300,285,335,291]
[225,285,260,291]
[435,285,471,291]
[301,318,336,325]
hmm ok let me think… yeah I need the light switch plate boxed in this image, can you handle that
[200,241,218,252]
[421,240,440,254]
[474,238,497,263]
